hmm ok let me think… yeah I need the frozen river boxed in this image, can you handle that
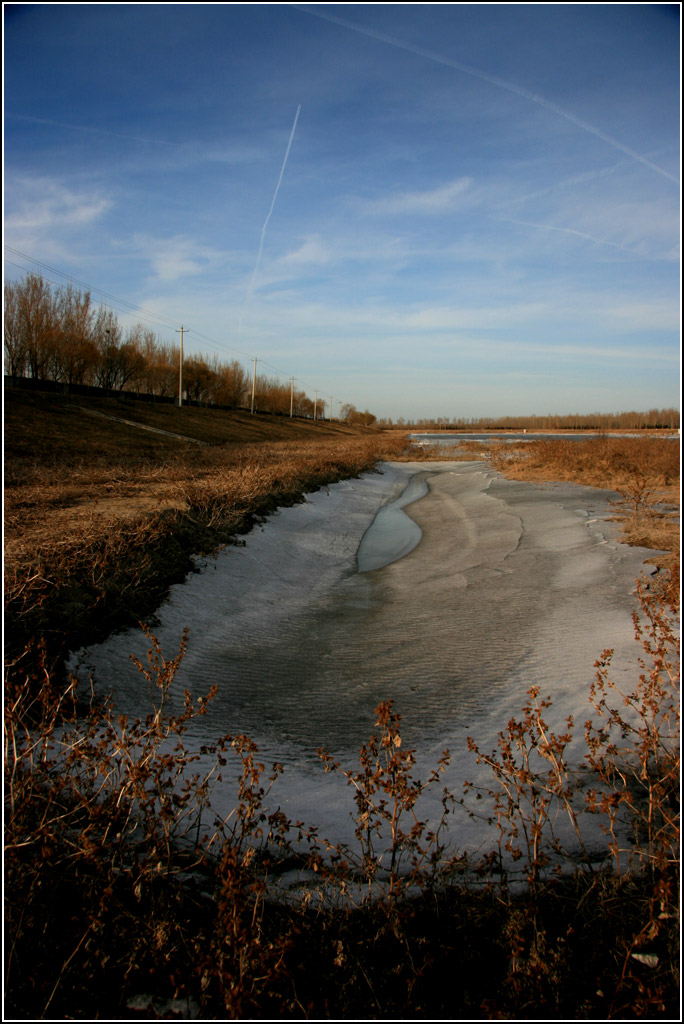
[70,461,657,854]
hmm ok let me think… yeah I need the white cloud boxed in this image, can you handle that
[228,297,548,340]
[365,177,473,215]
[498,215,660,261]
[280,236,332,266]
[596,302,681,334]
[398,303,548,332]
[501,171,681,264]
[4,176,112,233]
[3,175,114,264]
[128,234,224,282]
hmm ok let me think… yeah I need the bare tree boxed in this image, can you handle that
[53,284,98,385]
[92,309,145,391]
[149,340,180,397]
[183,354,216,404]
[5,274,59,380]
[293,390,314,418]
[212,358,248,408]
[4,281,26,377]
[340,403,377,427]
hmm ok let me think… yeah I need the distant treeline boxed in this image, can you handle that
[4,272,369,420]
[380,410,680,431]
[9,273,668,432]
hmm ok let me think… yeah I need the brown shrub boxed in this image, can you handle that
[3,572,679,1018]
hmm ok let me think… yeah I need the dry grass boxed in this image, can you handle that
[4,388,410,682]
[4,581,679,1018]
[4,390,375,544]
[4,437,406,553]
[4,390,680,1017]
[4,388,388,539]
[398,433,680,572]
[486,435,678,492]
[486,436,680,567]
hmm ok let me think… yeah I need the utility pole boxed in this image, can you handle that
[330,395,333,422]
[251,357,257,414]
[313,389,317,422]
[175,325,188,407]
[290,377,294,418]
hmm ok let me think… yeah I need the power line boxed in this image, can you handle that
[256,357,337,405]
[3,258,184,336]
[187,326,257,364]
[4,245,353,416]
[4,246,182,330]
[5,246,264,364]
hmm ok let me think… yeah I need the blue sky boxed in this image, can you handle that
[3,3,680,421]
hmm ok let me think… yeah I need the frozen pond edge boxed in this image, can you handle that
[69,461,661,854]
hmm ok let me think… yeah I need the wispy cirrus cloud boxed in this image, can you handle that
[127,233,225,283]
[498,215,662,261]
[5,175,112,232]
[498,162,680,264]
[364,177,473,215]
[226,281,680,345]
[499,205,679,264]
[595,301,680,334]
[5,111,176,147]
[295,5,679,184]
[512,161,627,204]
[280,235,332,266]
[238,296,548,336]
[4,175,113,262]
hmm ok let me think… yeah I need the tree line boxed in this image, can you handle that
[379,409,679,431]
[3,273,340,418]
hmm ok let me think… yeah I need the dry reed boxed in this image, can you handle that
[4,577,678,1017]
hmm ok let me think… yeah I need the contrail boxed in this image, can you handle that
[498,215,668,261]
[245,104,302,306]
[293,6,678,184]
[6,111,175,146]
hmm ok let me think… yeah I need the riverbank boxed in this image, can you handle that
[67,460,670,855]
[6,460,679,1015]
[410,433,679,578]
[5,392,678,691]
[4,392,680,1018]
[4,387,410,682]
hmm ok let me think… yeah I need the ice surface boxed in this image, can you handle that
[69,462,660,857]
[357,471,427,571]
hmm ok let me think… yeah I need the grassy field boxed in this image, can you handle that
[3,387,680,1019]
